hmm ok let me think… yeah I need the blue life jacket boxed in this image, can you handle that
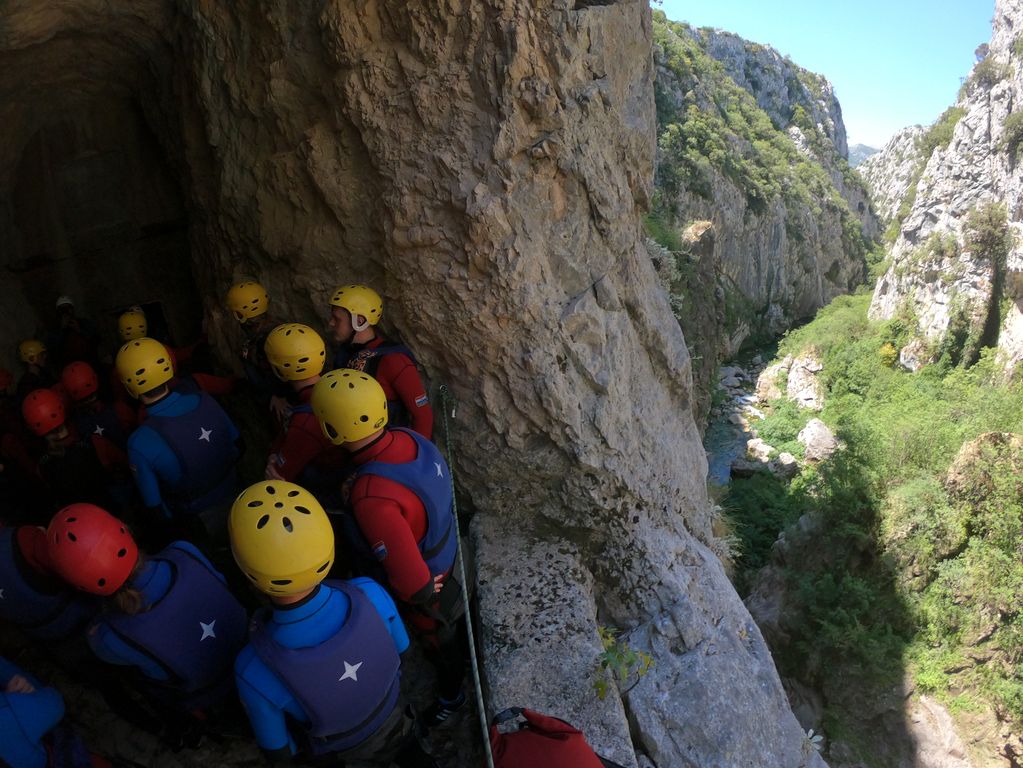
[73,401,129,451]
[356,428,456,577]
[103,546,247,703]
[143,392,238,514]
[333,342,418,428]
[0,684,64,768]
[0,528,96,641]
[249,580,401,754]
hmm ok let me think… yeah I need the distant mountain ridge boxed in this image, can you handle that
[848,143,879,166]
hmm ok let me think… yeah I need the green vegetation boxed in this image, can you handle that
[651,12,867,264]
[999,111,1023,161]
[593,626,654,700]
[917,107,966,161]
[725,291,1023,751]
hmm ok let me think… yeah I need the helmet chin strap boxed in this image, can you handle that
[350,311,371,333]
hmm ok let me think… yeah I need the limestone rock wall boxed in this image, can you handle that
[858,125,926,223]
[868,0,1023,371]
[0,1,819,765]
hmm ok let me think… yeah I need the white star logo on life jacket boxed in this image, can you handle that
[198,427,213,442]
[93,424,105,437]
[338,660,363,683]
[199,619,217,641]
[434,462,443,477]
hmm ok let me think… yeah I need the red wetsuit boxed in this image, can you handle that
[348,429,434,605]
[267,385,346,481]
[339,337,433,440]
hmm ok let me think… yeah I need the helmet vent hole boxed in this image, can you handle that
[271,578,292,586]
[266,485,276,495]
[247,573,257,581]
[117,548,127,557]
[330,381,337,389]
[325,423,338,440]
[298,357,309,363]
[360,415,369,422]
[287,490,299,497]
[67,532,77,542]
[256,515,270,529]
[295,505,311,515]
[135,368,145,376]
[247,500,263,508]
[156,358,165,364]
[274,502,284,509]
[317,562,329,573]
[98,578,106,587]
[348,383,355,389]
[282,517,293,532]
[66,517,77,523]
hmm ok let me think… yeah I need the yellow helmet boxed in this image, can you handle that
[115,338,174,398]
[18,339,46,365]
[226,281,269,322]
[117,308,148,341]
[264,324,326,382]
[329,285,382,331]
[229,480,335,596]
[311,368,388,445]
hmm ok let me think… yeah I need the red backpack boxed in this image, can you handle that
[489,707,625,768]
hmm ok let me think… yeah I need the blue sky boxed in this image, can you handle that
[658,0,996,148]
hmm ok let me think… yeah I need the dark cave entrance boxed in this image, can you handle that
[2,94,201,366]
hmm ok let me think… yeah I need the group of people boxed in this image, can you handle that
[1,284,465,767]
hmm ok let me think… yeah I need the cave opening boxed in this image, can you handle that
[3,94,200,365]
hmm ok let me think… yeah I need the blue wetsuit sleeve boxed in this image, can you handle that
[128,430,166,512]
[235,649,297,754]
[87,620,170,681]
[351,577,410,654]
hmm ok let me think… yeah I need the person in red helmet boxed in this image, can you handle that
[61,362,137,475]
[21,389,113,515]
[47,503,248,750]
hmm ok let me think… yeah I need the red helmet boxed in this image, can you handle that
[22,389,66,436]
[48,504,138,596]
[61,362,99,402]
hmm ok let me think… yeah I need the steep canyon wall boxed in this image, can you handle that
[0,2,820,765]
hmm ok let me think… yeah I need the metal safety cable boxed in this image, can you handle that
[438,384,495,768]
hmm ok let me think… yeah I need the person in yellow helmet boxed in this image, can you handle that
[311,370,467,729]
[226,281,285,411]
[262,324,347,502]
[15,340,57,403]
[229,480,437,767]
[116,338,241,550]
[327,285,434,440]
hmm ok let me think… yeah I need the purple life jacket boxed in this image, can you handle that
[0,528,96,640]
[73,402,128,451]
[104,546,246,699]
[143,392,238,513]
[249,581,401,754]
[357,428,457,577]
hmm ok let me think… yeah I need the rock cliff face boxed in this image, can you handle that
[0,1,819,766]
[695,26,849,159]
[650,15,877,428]
[858,125,926,223]
[869,0,1023,371]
